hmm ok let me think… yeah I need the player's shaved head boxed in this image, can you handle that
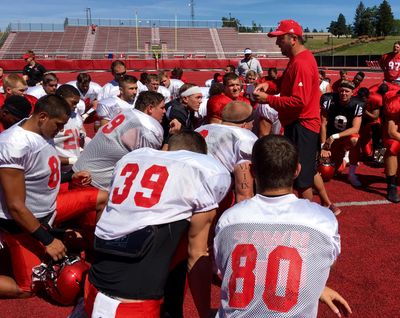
[33,94,71,118]
[221,101,253,123]
[168,131,207,154]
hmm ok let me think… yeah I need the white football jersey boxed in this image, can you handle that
[96,148,231,239]
[66,80,102,102]
[0,123,60,219]
[256,103,282,135]
[96,96,135,121]
[195,124,257,173]
[53,111,84,171]
[166,79,184,100]
[26,85,47,99]
[214,194,340,318]
[139,85,171,103]
[73,109,163,190]
[97,81,120,101]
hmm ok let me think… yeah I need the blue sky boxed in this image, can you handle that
[1,0,399,32]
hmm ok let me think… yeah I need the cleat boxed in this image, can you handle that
[348,174,362,187]
[387,185,400,203]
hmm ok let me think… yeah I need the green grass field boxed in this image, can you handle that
[305,35,398,56]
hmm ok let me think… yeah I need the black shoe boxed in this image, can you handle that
[387,185,400,203]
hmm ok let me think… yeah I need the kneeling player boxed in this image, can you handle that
[214,135,351,317]
[85,131,231,318]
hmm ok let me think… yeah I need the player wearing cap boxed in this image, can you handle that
[74,91,165,191]
[320,80,364,187]
[379,41,400,83]
[84,131,231,318]
[237,48,263,78]
[22,50,47,87]
[214,134,351,318]
[253,19,321,201]
[206,73,251,124]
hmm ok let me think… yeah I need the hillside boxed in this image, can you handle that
[305,35,397,56]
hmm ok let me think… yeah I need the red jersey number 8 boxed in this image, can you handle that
[229,244,302,312]
[48,156,60,189]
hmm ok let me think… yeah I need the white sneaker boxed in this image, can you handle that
[348,173,362,187]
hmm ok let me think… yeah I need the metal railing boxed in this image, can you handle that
[8,22,64,32]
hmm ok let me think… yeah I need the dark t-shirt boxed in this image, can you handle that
[321,93,364,136]
[22,63,47,86]
[162,99,194,142]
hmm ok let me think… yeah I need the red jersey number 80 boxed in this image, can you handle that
[228,244,302,312]
[111,163,169,208]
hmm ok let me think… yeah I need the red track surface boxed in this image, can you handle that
[2,70,399,317]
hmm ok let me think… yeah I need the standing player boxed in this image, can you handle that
[84,131,231,318]
[73,91,165,190]
[320,81,364,187]
[383,91,400,202]
[96,75,139,126]
[253,19,321,200]
[214,135,351,318]
[379,41,400,83]
[196,101,257,203]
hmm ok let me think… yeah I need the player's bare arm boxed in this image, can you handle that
[233,161,254,202]
[388,120,400,141]
[0,168,66,261]
[187,208,217,318]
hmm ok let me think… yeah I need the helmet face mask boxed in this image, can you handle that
[33,256,89,306]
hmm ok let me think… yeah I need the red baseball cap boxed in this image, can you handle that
[22,53,33,59]
[268,19,303,38]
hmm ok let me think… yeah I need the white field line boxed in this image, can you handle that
[335,199,392,207]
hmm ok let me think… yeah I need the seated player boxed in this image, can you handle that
[159,70,184,100]
[97,60,127,101]
[84,131,231,318]
[26,73,59,99]
[0,95,32,133]
[214,134,352,317]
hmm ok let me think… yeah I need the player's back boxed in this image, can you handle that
[196,124,257,173]
[73,109,163,190]
[214,194,340,318]
[96,147,231,239]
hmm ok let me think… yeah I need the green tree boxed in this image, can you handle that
[304,27,310,33]
[353,2,375,36]
[336,13,348,36]
[376,0,394,36]
[221,16,240,29]
[328,21,338,36]
[392,19,400,35]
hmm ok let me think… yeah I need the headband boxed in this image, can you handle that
[225,110,256,124]
[180,86,202,97]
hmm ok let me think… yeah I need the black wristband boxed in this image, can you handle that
[31,226,54,246]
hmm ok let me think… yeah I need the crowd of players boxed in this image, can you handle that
[0,18,399,317]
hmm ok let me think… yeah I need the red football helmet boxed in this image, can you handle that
[318,159,335,182]
[44,256,89,306]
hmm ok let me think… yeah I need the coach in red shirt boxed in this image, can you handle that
[253,19,321,200]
